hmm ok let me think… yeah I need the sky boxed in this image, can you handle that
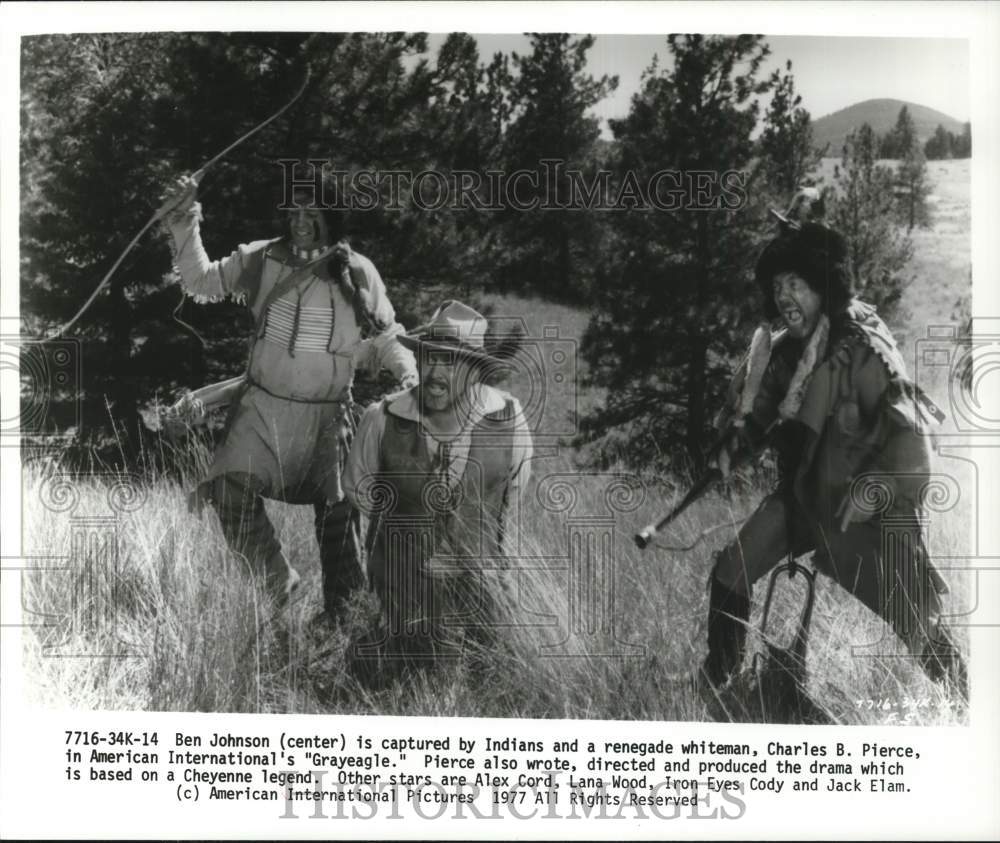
[417,34,970,138]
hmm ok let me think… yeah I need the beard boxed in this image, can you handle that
[420,376,453,413]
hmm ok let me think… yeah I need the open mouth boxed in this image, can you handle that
[425,381,449,398]
[782,307,804,327]
[293,219,321,242]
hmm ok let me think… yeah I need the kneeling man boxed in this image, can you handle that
[344,301,533,667]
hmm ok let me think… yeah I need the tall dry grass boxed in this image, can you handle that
[19,445,970,724]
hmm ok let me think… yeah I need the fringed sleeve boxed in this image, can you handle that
[164,202,270,305]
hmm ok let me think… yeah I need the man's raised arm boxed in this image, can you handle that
[159,174,270,303]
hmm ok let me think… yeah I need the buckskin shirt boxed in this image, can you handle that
[166,202,416,501]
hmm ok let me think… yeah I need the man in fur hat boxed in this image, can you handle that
[703,220,965,694]
[157,175,417,612]
[343,300,533,669]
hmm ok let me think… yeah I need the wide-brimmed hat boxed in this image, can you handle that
[397,300,503,365]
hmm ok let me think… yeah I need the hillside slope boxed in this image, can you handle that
[811,98,964,153]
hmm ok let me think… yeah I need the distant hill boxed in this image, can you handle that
[810,98,965,155]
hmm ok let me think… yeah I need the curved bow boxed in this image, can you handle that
[47,64,312,341]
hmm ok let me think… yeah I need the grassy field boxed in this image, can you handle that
[20,160,972,724]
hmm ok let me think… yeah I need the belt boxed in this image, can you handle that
[246,375,351,406]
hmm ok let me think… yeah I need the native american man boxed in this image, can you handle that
[157,175,417,611]
[343,301,533,669]
[703,220,965,694]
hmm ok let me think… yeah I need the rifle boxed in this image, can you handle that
[634,417,782,551]
[634,466,723,549]
[636,322,778,551]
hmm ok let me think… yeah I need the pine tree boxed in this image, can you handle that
[829,123,912,320]
[496,33,618,300]
[880,105,917,160]
[401,34,513,297]
[757,60,824,196]
[577,35,774,469]
[953,121,972,158]
[924,124,952,160]
[21,33,204,449]
[896,138,931,231]
[19,32,454,457]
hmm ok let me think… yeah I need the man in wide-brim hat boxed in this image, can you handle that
[343,300,533,671]
[702,220,966,696]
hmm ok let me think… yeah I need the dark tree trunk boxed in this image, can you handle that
[685,214,711,468]
[558,215,570,297]
[107,274,140,458]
